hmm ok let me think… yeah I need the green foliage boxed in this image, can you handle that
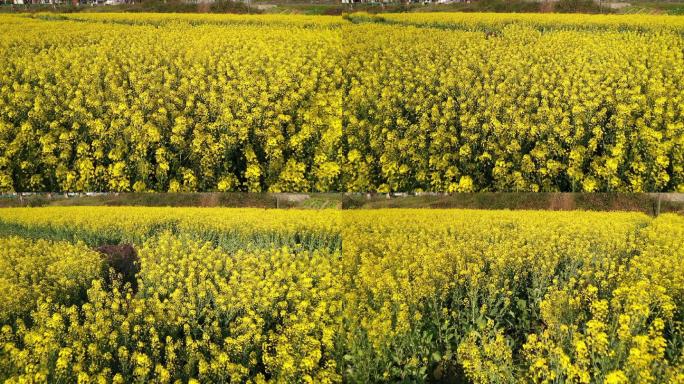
[554,0,604,14]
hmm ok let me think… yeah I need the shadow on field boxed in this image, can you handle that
[96,244,140,294]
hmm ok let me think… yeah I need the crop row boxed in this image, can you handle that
[0,208,683,382]
[0,13,682,193]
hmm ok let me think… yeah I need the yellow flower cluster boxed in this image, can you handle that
[31,12,345,28]
[0,14,341,193]
[342,16,684,192]
[0,208,683,382]
[0,207,341,251]
[1,12,683,192]
[0,236,102,324]
[1,232,342,383]
[337,209,670,381]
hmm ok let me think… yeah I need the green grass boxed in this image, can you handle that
[342,193,683,215]
[4,192,680,216]
[617,1,684,14]
[0,192,279,208]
